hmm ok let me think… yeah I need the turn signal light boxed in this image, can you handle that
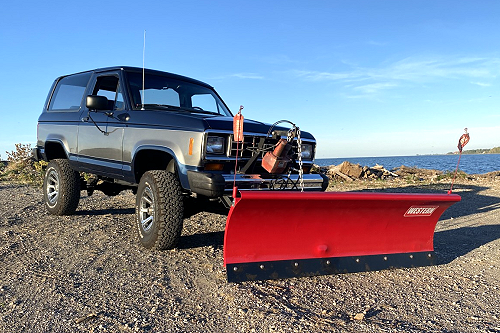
[204,163,224,171]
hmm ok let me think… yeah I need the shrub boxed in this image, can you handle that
[6,143,32,162]
[0,143,47,186]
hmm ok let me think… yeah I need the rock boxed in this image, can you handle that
[326,164,341,176]
[395,165,442,178]
[354,313,365,320]
[339,161,363,178]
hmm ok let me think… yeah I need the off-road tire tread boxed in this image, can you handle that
[43,159,80,215]
[136,170,184,250]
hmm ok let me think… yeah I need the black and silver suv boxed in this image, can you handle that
[35,67,328,250]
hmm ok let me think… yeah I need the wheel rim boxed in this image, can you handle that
[46,168,60,206]
[139,184,155,232]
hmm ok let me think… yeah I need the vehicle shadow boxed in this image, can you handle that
[179,196,227,249]
[434,224,500,264]
[75,208,135,216]
[178,231,225,250]
[356,182,500,219]
[183,196,229,218]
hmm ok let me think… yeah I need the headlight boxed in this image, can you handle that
[300,144,313,159]
[206,136,225,154]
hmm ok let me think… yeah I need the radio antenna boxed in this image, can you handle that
[141,30,146,110]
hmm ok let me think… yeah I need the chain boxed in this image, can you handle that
[296,127,304,192]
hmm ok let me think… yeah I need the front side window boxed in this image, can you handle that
[92,75,124,111]
[48,72,91,111]
[126,72,231,116]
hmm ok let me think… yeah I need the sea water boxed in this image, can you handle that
[315,154,500,175]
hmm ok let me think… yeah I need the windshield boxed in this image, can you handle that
[126,72,232,116]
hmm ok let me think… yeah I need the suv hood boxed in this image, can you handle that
[203,116,315,140]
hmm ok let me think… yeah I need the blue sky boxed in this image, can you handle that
[1,1,499,159]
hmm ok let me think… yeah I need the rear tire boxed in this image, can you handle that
[43,159,80,215]
[135,170,184,250]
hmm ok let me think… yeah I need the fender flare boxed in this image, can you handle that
[131,145,193,190]
[43,139,71,161]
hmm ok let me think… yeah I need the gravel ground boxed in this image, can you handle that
[1,178,499,332]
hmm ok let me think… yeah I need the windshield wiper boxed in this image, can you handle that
[187,107,221,115]
[141,104,186,111]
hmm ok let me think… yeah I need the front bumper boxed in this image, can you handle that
[187,171,328,198]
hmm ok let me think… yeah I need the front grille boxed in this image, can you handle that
[228,135,279,158]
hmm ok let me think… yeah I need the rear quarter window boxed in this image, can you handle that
[48,72,92,111]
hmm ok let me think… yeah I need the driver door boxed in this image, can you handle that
[77,72,125,177]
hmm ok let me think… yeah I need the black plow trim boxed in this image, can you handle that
[226,251,435,282]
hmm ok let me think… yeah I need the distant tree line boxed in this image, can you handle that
[447,147,500,155]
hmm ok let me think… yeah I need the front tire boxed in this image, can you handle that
[136,170,184,250]
[43,159,80,215]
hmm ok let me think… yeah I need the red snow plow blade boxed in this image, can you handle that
[224,190,460,282]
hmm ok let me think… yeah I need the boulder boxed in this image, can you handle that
[339,161,363,178]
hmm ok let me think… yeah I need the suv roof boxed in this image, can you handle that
[60,66,213,89]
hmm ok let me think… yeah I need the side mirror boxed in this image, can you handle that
[86,95,109,111]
